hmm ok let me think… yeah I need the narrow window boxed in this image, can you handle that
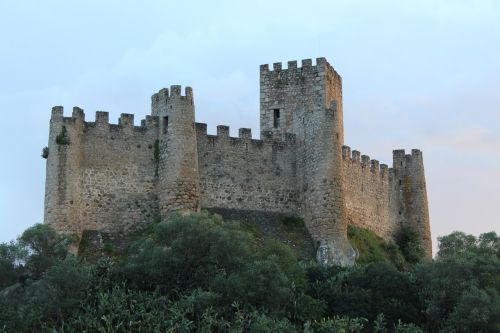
[273,109,280,128]
[162,116,169,134]
[399,179,402,186]
[400,161,403,166]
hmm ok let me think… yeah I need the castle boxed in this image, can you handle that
[44,57,432,265]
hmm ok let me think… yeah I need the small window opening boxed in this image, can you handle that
[273,109,280,128]
[400,161,403,166]
[162,116,169,134]
[399,179,402,186]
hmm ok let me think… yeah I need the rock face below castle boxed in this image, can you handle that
[44,57,432,265]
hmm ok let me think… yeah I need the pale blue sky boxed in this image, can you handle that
[1,1,499,253]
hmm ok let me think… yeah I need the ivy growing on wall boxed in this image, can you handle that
[55,126,69,145]
[153,139,160,176]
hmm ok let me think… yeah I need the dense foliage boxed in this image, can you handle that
[0,213,498,332]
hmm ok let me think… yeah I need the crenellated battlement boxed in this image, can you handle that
[392,148,424,170]
[260,57,343,141]
[342,145,390,178]
[51,106,159,134]
[195,122,296,150]
[151,86,194,117]
[260,57,342,82]
[152,86,193,106]
[151,85,193,101]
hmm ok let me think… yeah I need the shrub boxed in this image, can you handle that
[41,147,49,159]
[119,212,253,292]
[305,316,367,333]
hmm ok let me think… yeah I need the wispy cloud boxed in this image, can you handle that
[426,127,500,154]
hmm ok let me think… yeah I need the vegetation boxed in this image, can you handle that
[1,213,499,332]
[153,139,160,176]
[41,146,49,159]
[348,225,406,268]
[396,225,425,264]
[55,126,69,145]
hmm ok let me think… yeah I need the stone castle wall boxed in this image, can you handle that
[44,107,159,234]
[342,146,396,239]
[196,125,299,213]
[44,57,432,263]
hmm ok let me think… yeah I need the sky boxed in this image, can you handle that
[0,0,499,254]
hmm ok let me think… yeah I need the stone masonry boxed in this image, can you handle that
[44,57,432,265]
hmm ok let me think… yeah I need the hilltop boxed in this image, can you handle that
[3,212,497,332]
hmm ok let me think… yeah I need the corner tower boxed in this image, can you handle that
[260,58,355,266]
[393,149,432,258]
[152,86,200,218]
[44,107,85,234]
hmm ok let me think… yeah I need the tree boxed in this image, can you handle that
[396,225,424,264]
[417,231,500,332]
[436,231,478,260]
[119,212,254,292]
[0,242,25,289]
[17,224,70,278]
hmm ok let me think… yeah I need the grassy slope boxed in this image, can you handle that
[348,225,406,268]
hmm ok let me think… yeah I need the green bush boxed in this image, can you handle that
[119,212,253,292]
[41,146,49,159]
[305,316,367,333]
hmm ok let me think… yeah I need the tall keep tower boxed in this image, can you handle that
[260,58,355,265]
[152,86,200,218]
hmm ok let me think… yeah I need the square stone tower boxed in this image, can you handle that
[260,58,355,265]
